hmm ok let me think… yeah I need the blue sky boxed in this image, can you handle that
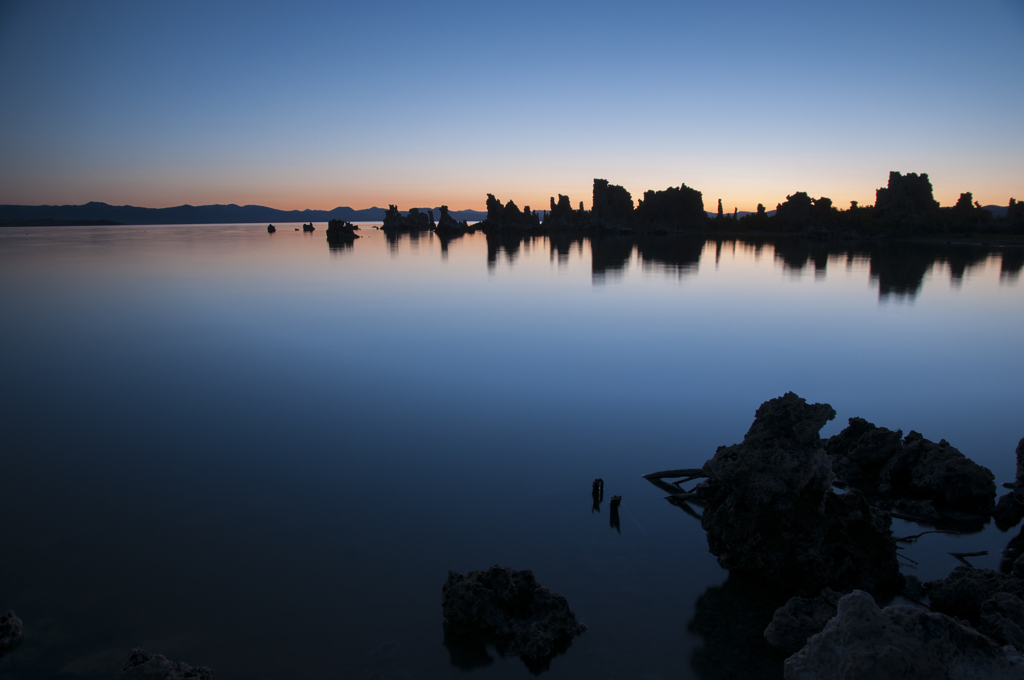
[1,0,1021,211]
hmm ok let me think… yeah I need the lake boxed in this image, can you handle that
[1,224,1022,679]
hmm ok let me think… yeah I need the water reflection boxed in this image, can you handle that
[360,232,1023,300]
[590,236,634,281]
[637,234,704,276]
[609,495,622,534]
[688,576,788,680]
[1002,249,1024,282]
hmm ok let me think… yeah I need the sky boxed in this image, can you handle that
[0,0,1022,212]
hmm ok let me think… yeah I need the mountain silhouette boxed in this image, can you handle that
[0,202,487,226]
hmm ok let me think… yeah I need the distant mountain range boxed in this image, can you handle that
[0,201,1011,228]
[0,201,488,226]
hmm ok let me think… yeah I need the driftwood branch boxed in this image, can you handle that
[897,553,919,565]
[889,512,926,522]
[666,492,699,502]
[950,551,988,558]
[896,530,960,543]
[642,468,706,480]
[669,498,703,520]
[645,477,682,495]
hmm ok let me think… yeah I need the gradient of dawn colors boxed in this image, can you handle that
[0,0,1021,212]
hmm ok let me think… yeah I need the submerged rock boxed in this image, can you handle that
[121,648,213,679]
[784,590,1024,680]
[697,393,901,594]
[926,566,1024,648]
[764,588,841,655]
[441,565,585,672]
[0,610,22,657]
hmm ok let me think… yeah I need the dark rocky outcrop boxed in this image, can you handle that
[874,171,940,233]
[995,493,1024,531]
[635,183,706,231]
[926,566,1024,648]
[880,431,995,517]
[0,610,22,658]
[121,648,213,679]
[763,588,841,655]
[696,393,901,594]
[476,195,540,232]
[441,565,585,672]
[826,416,903,486]
[774,192,836,232]
[826,419,997,523]
[382,205,434,232]
[266,223,275,233]
[435,205,471,235]
[994,439,1024,530]
[784,590,1024,680]
[542,195,588,231]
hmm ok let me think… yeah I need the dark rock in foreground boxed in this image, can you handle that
[441,565,585,672]
[763,588,840,655]
[784,590,1024,680]
[926,566,1024,649]
[121,648,212,679]
[0,610,22,657]
[697,393,901,594]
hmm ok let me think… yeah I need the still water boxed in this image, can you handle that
[1,224,1022,679]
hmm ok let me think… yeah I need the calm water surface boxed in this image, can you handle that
[1,224,1022,679]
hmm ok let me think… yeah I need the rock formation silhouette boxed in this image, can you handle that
[591,179,633,230]
[635,184,706,231]
[383,205,435,232]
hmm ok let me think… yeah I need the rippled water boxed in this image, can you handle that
[1,224,1022,679]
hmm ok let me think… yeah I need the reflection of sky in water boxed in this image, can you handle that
[0,225,1022,678]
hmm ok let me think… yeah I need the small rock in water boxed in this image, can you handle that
[121,648,213,680]
[266,223,275,233]
[0,610,23,657]
[441,565,585,672]
[784,590,1024,680]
